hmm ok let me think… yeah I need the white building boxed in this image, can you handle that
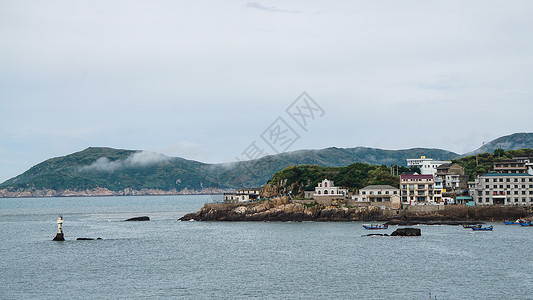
[223,188,261,203]
[470,173,533,206]
[352,185,401,208]
[407,156,451,175]
[314,178,348,198]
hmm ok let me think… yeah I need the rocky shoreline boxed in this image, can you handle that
[179,196,531,223]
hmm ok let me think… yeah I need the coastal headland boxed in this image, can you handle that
[179,196,531,223]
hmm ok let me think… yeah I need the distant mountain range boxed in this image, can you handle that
[1,132,532,197]
[465,132,533,155]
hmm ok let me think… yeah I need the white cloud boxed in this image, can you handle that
[80,151,170,172]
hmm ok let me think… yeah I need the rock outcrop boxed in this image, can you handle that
[179,197,531,222]
[179,197,382,222]
[124,216,150,221]
[391,228,421,236]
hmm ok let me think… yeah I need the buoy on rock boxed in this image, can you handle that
[52,216,65,241]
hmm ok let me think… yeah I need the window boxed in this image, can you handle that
[507,191,511,195]
[515,185,519,188]
[514,191,519,195]
[507,178,511,182]
[370,191,373,195]
[493,185,498,188]
[515,198,519,203]
[486,198,490,202]
[522,178,526,182]
[378,191,382,195]
[385,191,389,195]
[500,185,503,188]
[514,178,518,182]
[507,185,511,188]
[499,178,503,182]
[522,191,526,195]
[393,191,397,195]
[522,185,526,188]
[485,191,490,195]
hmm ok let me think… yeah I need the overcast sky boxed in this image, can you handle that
[1,0,532,182]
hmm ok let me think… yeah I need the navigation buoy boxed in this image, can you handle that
[52,216,65,241]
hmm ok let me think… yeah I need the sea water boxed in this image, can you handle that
[1,195,532,299]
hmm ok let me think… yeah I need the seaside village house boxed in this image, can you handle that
[435,163,469,204]
[223,188,261,203]
[469,155,533,206]
[400,174,438,205]
[352,185,401,209]
[305,178,348,206]
[470,173,533,206]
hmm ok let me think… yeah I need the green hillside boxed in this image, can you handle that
[453,148,533,180]
[0,147,221,192]
[1,133,532,195]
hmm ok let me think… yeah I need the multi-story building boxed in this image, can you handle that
[400,174,435,205]
[514,156,533,174]
[435,163,469,190]
[352,185,400,208]
[493,159,528,174]
[223,187,261,203]
[470,173,533,206]
[407,156,451,175]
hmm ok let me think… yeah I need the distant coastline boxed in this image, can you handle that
[0,187,231,198]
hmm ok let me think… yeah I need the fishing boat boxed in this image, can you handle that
[463,224,481,229]
[363,224,389,230]
[503,219,528,225]
[472,225,493,231]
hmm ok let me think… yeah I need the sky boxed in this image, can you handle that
[1,0,533,182]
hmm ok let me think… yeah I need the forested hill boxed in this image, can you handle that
[0,146,457,196]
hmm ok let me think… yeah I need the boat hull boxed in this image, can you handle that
[472,226,493,231]
[363,225,389,230]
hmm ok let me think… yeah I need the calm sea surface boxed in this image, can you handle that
[1,195,532,299]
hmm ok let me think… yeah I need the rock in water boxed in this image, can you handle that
[53,233,65,241]
[391,228,421,236]
[124,216,150,221]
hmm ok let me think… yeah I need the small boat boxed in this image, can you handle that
[472,225,493,231]
[363,224,389,230]
[520,222,532,227]
[504,219,528,225]
[463,224,481,229]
